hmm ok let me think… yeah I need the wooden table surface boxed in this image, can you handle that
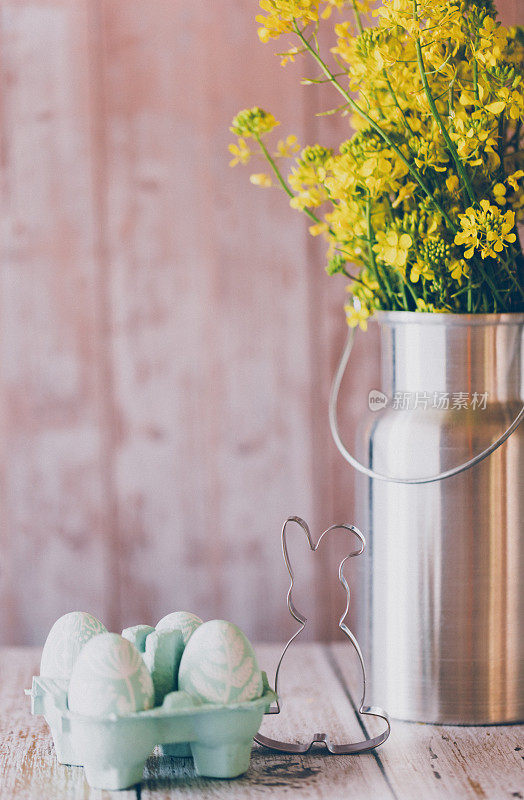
[0,644,522,799]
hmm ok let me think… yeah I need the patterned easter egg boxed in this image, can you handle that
[40,612,107,680]
[178,620,263,705]
[155,611,203,645]
[122,624,155,652]
[68,633,154,717]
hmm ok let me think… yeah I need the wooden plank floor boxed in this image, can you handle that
[0,645,522,799]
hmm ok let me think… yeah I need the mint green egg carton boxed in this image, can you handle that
[27,673,276,790]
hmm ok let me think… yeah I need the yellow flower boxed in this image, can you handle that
[455,208,479,258]
[415,298,440,313]
[413,137,449,174]
[455,201,517,259]
[450,114,499,169]
[459,91,476,108]
[298,144,332,166]
[250,173,273,187]
[230,107,280,138]
[256,0,321,42]
[230,0,524,316]
[473,16,507,69]
[290,187,326,209]
[324,199,365,251]
[280,47,300,66]
[449,259,469,282]
[348,271,380,302]
[288,146,331,208]
[446,175,459,194]
[487,87,524,121]
[321,0,348,19]
[410,261,434,283]
[228,138,251,167]
[392,182,417,208]
[373,230,413,270]
[345,301,371,331]
[493,182,506,206]
[507,170,524,192]
[274,135,300,158]
[309,222,329,236]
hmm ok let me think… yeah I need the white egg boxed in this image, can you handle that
[178,620,263,705]
[155,611,203,645]
[68,633,154,717]
[40,611,106,680]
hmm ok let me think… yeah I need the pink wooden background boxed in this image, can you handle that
[0,0,520,645]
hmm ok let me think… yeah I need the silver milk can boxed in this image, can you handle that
[330,311,524,724]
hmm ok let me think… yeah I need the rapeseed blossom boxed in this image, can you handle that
[229,0,524,324]
[455,202,517,260]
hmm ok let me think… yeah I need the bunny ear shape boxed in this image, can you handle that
[255,516,390,754]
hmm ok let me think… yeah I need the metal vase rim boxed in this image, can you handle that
[372,309,524,326]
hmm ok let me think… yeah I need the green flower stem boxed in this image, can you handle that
[401,271,419,307]
[399,280,409,308]
[373,198,417,307]
[463,253,508,310]
[255,134,366,284]
[499,253,524,302]
[365,197,388,301]
[382,70,415,140]
[335,256,370,285]
[413,3,476,206]
[473,61,479,103]
[496,115,506,181]
[507,119,521,154]
[514,252,524,297]
[350,0,364,35]
[254,132,328,227]
[255,133,299,199]
[366,196,399,308]
[292,21,458,235]
[340,265,369,284]
[479,266,509,309]
[512,225,524,289]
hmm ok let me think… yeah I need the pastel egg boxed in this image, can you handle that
[68,633,154,717]
[142,629,185,705]
[121,624,155,652]
[178,620,263,705]
[40,611,106,680]
[155,611,203,645]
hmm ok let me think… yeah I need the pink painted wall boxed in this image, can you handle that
[0,0,520,644]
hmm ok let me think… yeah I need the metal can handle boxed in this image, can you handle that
[329,327,524,484]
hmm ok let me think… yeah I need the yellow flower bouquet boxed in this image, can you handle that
[230,0,524,328]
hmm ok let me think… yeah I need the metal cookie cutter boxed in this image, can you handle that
[255,516,390,754]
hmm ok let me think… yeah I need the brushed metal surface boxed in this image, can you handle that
[353,312,524,723]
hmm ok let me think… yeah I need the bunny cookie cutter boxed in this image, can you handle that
[255,516,390,754]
